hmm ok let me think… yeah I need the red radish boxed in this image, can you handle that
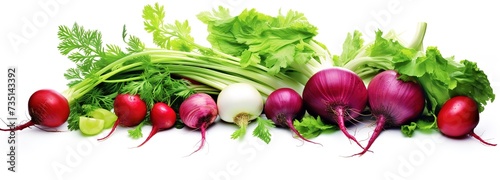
[264,88,319,145]
[437,96,496,146]
[302,67,367,149]
[0,89,69,131]
[98,94,147,141]
[134,102,176,148]
[179,93,218,155]
[352,70,425,156]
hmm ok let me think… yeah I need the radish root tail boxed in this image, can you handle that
[469,131,497,146]
[286,119,322,146]
[98,119,120,141]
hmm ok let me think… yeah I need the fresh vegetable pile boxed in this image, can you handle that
[2,3,496,156]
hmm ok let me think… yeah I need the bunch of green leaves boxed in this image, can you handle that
[143,3,201,53]
[252,117,276,144]
[293,116,337,139]
[59,23,148,130]
[58,24,146,88]
[197,6,330,76]
[336,27,495,136]
[58,22,194,134]
[121,64,194,138]
[401,116,437,137]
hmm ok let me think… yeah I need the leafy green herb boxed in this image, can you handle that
[293,116,337,139]
[401,116,437,137]
[128,120,148,139]
[231,126,246,140]
[252,117,276,144]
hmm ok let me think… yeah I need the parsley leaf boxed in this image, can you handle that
[128,120,147,139]
[231,126,247,140]
[293,116,337,139]
[401,116,437,137]
[143,3,196,51]
[252,117,276,144]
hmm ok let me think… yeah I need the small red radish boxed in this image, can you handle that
[437,96,496,146]
[98,93,147,141]
[352,70,425,156]
[0,89,69,131]
[179,93,218,155]
[302,67,368,149]
[264,88,319,145]
[134,102,176,148]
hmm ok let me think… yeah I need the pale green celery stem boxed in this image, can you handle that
[290,40,335,78]
[357,68,379,82]
[342,56,393,72]
[406,22,427,51]
[150,48,306,91]
[150,55,302,92]
[349,22,428,63]
[166,64,275,96]
[190,85,219,94]
[309,40,334,67]
[146,48,293,77]
[286,71,310,86]
[63,47,303,103]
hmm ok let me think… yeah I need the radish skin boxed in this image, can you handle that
[302,67,368,149]
[264,88,320,145]
[98,94,147,141]
[135,102,176,148]
[180,93,218,155]
[0,89,69,131]
[352,70,425,156]
[437,96,496,146]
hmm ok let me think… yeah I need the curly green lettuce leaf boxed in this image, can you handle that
[401,116,437,137]
[360,30,495,114]
[197,7,323,75]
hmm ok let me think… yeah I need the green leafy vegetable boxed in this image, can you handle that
[57,3,494,142]
[338,24,495,135]
[293,116,337,139]
[231,126,246,140]
[401,117,437,137]
[197,6,333,78]
[59,3,304,140]
[252,117,276,144]
[128,120,148,139]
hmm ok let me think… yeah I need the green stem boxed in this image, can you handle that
[406,22,427,51]
[103,76,142,83]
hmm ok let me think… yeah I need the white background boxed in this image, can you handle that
[1,0,499,180]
